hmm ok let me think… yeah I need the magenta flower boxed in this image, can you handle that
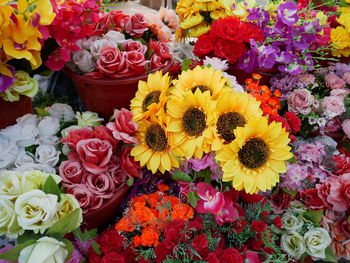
[0,65,15,93]
[215,192,240,225]
[196,183,225,214]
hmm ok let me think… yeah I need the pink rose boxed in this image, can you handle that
[122,40,147,54]
[59,160,86,187]
[125,51,148,76]
[106,162,128,186]
[287,88,315,115]
[66,184,103,213]
[150,40,172,60]
[330,88,350,99]
[76,138,113,174]
[342,72,350,84]
[322,96,345,117]
[342,119,350,139]
[120,13,148,37]
[96,46,130,78]
[297,74,315,85]
[243,252,261,263]
[119,146,142,178]
[325,74,346,89]
[322,209,346,231]
[106,108,138,144]
[324,174,350,212]
[150,54,171,70]
[86,172,116,198]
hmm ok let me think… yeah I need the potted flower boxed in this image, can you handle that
[0,0,55,128]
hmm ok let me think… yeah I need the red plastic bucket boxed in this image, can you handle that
[65,60,174,121]
[0,96,32,129]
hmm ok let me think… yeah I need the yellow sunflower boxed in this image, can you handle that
[131,120,179,173]
[212,91,263,151]
[130,71,170,123]
[166,89,217,159]
[216,116,293,194]
[171,66,230,99]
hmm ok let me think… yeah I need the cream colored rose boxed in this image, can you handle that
[304,228,332,259]
[0,198,23,238]
[15,163,56,175]
[47,103,75,122]
[281,232,306,260]
[0,171,23,199]
[282,213,304,232]
[76,111,103,127]
[21,170,61,193]
[15,190,59,233]
[18,237,68,263]
[56,194,82,226]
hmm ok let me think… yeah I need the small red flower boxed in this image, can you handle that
[285,112,301,133]
[251,221,267,233]
[273,216,283,229]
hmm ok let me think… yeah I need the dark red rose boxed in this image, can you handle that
[273,216,283,229]
[119,146,142,178]
[218,248,244,263]
[240,191,264,203]
[101,252,125,263]
[99,229,125,254]
[299,188,326,210]
[214,39,247,63]
[193,33,217,58]
[270,189,293,214]
[251,220,267,233]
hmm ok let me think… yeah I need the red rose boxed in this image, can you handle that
[120,13,148,37]
[218,248,244,263]
[101,252,125,263]
[214,39,247,63]
[96,46,130,78]
[122,40,147,54]
[67,184,103,213]
[125,51,148,75]
[76,138,113,174]
[86,172,116,198]
[273,216,283,229]
[99,229,125,254]
[94,11,127,35]
[333,155,350,175]
[59,160,86,187]
[270,189,293,214]
[150,54,170,70]
[94,126,119,150]
[150,40,172,60]
[193,33,217,58]
[61,127,95,150]
[251,220,267,233]
[239,191,264,203]
[191,233,208,254]
[299,188,326,210]
[119,146,142,178]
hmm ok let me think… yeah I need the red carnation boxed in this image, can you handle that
[299,188,326,210]
[230,219,247,233]
[193,33,217,58]
[273,216,283,229]
[251,221,267,233]
[191,233,209,257]
[218,248,244,263]
[263,247,274,255]
[214,39,247,63]
[333,155,350,175]
[247,238,264,250]
[239,191,264,203]
[101,252,126,263]
[285,112,301,133]
[154,242,173,262]
[99,229,126,254]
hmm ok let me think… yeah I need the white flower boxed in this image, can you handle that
[104,30,126,43]
[0,171,23,199]
[15,163,56,175]
[1,124,38,147]
[18,237,68,263]
[35,145,60,167]
[56,194,82,225]
[38,117,60,138]
[0,198,23,238]
[76,111,103,127]
[0,134,19,169]
[282,212,304,232]
[47,103,75,122]
[39,135,60,146]
[15,190,58,233]
[21,170,61,193]
[76,36,98,50]
[72,50,96,73]
[203,57,229,71]
[222,72,244,92]
[14,149,35,168]
[16,114,39,126]
[304,228,332,259]
[90,39,118,60]
[281,232,306,260]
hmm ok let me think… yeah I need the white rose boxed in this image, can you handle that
[38,117,60,138]
[18,237,68,263]
[0,171,23,199]
[15,163,56,176]
[56,194,82,225]
[16,114,39,126]
[1,124,38,147]
[304,228,332,259]
[76,111,103,127]
[90,39,117,60]
[14,149,35,168]
[39,135,60,146]
[21,170,61,193]
[0,198,23,238]
[47,103,75,122]
[281,232,306,260]
[0,134,19,169]
[104,30,126,43]
[72,50,96,73]
[282,213,304,232]
[76,35,98,50]
[15,190,58,233]
[35,145,60,166]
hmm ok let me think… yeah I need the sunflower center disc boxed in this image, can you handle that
[217,112,246,142]
[238,138,269,169]
[142,91,161,112]
[146,124,168,151]
[191,85,211,94]
[182,108,206,136]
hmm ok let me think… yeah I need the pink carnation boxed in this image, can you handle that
[107,108,138,144]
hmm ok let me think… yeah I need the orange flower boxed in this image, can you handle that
[115,217,135,232]
[147,192,162,208]
[140,227,159,247]
[134,207,157,225]
[157,184,170,192]
[172,203,194,220]
[132,235,142,248]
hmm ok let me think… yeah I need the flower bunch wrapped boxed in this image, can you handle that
[0,0,55,101]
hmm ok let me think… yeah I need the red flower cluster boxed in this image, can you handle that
[268,112,301,142]
[193,17,264,63]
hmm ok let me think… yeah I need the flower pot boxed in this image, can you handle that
[0,96,32,129]
[82,184,129,230]
[227,65,279,86]
[65,60,174,121]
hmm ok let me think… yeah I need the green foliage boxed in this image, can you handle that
[62,239,74,263]
[91,241,102,256]
[46,208,81,236]
[127,177,134,186]
[324,246,337,262]
[172,170,192,182]
[135,248,156,261]
[302,210,324,227]
[188,191,200,208]
[0,240,36,262]
[34,107,50,117]
[197,168,211,184]
[73,228,98,242]
[41,175,61,202]
[181,59,194,71]
[25,144,38,155]
[17,231,42,244]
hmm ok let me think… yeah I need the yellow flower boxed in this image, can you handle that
[338,11,350,32]
[216,116,293,194]
[193,0,220,11]
[176,0,196,18]
[331,26,350,50]
[171,66,230,99]
[188,22,211,37]
[212,91,263,151]
[180,11,204,29]
[166,89,217,159]
[0,0,10,4]
[316,12,327,25]
[131,120,179,173]
[210,8,229,20]
[332,47,350,57]
[130,71,170,123]
[17,0,56,26]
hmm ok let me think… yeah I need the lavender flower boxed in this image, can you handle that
[277,2,298,26]
[270,73,299,99]
[0,66,15,93]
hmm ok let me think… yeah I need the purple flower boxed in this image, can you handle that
[66,249,84,263]
[238,41,259,73]
[0,66,15,93]
[270,73,299,99]
[277,2,298,26]
[280,163,308,191]
[247,8,270,28]
[279,63,303,75]
[256,45,279,69]
[334,62,350,77]
[188,153,223,180]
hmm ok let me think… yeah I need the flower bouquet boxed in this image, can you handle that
[0,0,56,128]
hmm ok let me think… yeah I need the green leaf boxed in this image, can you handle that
[188,191,200,208]
[62,239,74,263]
[282,188,297,197]
[324,246,337,263]
[172,170,192,182]
[34,107,50,117]
[145,49,154,60]
[91,241,102,256]
[198,168,211,184]
[181,59,193,71]
[0,240,36,262]
[303,210,323,227]
[73,228,98,242]
[17,231,42,244]
[25,145,38,155]
[46,208,81,236]
[41,175,61,202]
[127,177,134,186]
